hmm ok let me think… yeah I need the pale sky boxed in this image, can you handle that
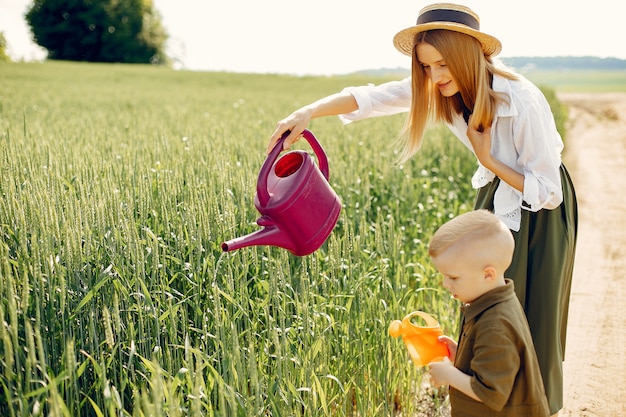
[2,0,625,75]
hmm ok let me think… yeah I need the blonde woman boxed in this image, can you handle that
[267,3,577,415]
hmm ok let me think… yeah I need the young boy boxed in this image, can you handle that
[427,210,549,416]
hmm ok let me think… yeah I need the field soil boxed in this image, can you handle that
[558,92,626,416]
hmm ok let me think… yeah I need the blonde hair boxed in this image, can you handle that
[397,30,518,163]
[428,210,514,268]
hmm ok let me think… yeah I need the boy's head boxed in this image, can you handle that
[428,210,514,304]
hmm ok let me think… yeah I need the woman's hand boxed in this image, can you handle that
[266,91,358,154]
[266,107,315,154]
[467,115,494,168]
[466,115,525,193]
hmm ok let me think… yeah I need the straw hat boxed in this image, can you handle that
[393,3,502,57]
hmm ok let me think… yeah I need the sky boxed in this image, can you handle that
[2,0,625,75]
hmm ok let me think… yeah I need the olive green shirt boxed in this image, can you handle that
[451,280,550,417]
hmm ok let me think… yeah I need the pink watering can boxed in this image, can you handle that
[389,311,450,367]
[221,129,341,256]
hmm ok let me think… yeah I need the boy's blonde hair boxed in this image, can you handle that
[428,210,514,268]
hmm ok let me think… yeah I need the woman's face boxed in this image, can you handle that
[416,42,459,97]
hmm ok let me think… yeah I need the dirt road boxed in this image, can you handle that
[559,92,626,416]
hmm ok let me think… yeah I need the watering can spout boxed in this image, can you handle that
[221,223,297,254]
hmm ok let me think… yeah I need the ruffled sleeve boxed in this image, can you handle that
[513,99,563,211]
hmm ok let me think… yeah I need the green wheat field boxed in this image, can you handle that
[0,61,578,416]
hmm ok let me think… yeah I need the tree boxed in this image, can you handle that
[0,32,10,62]
[26,0,169,64]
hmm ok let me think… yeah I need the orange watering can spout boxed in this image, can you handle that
[389,311,449,367]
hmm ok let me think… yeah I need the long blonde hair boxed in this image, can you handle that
[398,30,517,163]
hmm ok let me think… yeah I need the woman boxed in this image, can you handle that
[267,3,577,415]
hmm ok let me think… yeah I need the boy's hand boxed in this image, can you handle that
[428,356,455,387]
[438,335,458,361]
[429,356,481,402]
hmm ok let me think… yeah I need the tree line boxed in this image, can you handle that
[501,56,626,71]
[24,0,168,65]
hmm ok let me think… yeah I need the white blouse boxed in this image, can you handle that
[338,74,564,231]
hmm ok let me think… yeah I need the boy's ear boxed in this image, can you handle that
[483,265,497,282]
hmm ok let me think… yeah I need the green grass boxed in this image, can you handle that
[0,61,569,416]
[523,69,626,92]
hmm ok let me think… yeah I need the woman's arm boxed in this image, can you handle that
[267,77,413,154]
[467,119,525,193]
[266,92,358,153]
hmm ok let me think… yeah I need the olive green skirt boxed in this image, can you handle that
[474,164,578,414]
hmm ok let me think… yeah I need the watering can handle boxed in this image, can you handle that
[301,130,330,179]
[403,311,440,328]
[257,129,330,206]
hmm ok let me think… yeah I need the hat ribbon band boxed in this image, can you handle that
[416,9,480,30]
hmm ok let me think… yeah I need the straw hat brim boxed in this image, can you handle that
[393,22,502,57]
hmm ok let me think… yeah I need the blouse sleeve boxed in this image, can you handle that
[512,97,564,211]
[338,77,412,123]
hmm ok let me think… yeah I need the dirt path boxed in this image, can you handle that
[558,92,626,416]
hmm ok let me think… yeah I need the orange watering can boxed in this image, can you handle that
[389,311,449,367]
[221,129,341,256]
